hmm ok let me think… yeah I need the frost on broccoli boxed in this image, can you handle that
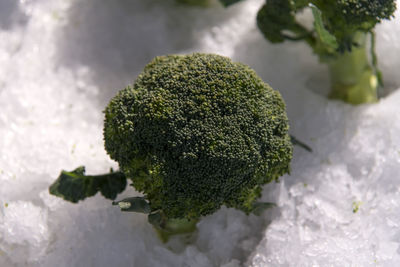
[50,53,292,240]
[256,0,396,104]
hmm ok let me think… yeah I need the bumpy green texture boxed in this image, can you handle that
[257,0,396,55]
[104,53,292,220]
[256,0,396,104]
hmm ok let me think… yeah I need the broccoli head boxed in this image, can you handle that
[257,0,396,54]
[103,53,292,220]
[256,0,396,104]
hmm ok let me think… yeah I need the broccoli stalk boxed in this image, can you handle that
[327,32,378,104]
[256,0,396,105]
[49,53,293,241]
[148,212,199,242]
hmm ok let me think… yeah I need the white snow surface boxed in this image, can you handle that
[0,0,400,266]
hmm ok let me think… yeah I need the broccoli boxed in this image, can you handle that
[256,0,396,104]
[50,53,292,241]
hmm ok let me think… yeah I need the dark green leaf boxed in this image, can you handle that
[98,172,127,200]
[49,166,127,203]
[310,5,338,50]
[112,197,151,213]
[257,0,312,44]
[219,0,244,7]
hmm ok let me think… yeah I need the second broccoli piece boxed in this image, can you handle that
[104,53,292,239]
[257,0,396,105]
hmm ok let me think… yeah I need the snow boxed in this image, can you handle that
[0,0,400,266]
[249,91,400,266]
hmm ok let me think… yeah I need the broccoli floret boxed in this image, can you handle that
[104,53,292,222]
[49,53,292,240]
[256,0,396,104]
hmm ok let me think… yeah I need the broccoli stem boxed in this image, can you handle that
[154,216,199,243]
[327,32,378,105]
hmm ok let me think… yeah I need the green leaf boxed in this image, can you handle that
[257,0,312,44]
[219,0,244,7]
[112,197,151,213]
[252,202,276,216]
[310,4,338,50]
[49,166,127,203]
[98,172,127,200]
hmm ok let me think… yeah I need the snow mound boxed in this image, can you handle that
[249,90,400,266]
[1,0,400,266]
